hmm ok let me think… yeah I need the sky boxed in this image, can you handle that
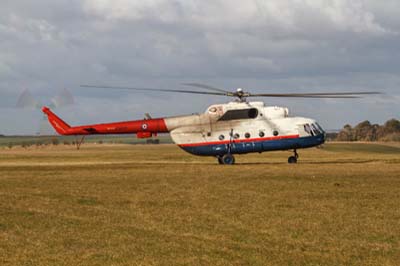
[0,0,399,135]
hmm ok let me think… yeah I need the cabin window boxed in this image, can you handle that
[219,135,225,141]
[273,130,279,136]
[218,108,258,121]
[245,132,251,138]
[259,131,265,137]
[233,133,240,139]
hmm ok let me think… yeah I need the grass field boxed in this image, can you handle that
[0,143,399,265]
[0,135,173,147]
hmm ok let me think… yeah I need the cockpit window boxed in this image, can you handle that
[218,108,258,121]
[311,124,321,135]
[304,124,313,136]
[315,123,325,133]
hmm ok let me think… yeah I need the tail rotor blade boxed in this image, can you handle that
[16,89,40,109]
[51,88,75,108]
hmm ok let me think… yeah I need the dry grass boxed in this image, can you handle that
[0,143,399,266]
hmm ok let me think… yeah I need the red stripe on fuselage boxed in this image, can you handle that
[179,134,300,147]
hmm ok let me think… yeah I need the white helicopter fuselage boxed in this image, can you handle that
[164,101,325,156]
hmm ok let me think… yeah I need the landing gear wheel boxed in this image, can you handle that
[222,154,235,165]
[217,156,224,164]
[288,156,297,164]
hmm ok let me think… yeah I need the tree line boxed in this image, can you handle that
[335,119,400,141]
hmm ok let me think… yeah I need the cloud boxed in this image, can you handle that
[82,0,392,34]
[0,0,399,134]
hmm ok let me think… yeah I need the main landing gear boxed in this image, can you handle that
[217,154,236,165]
[217,150,298,165]
[288,149,299,164]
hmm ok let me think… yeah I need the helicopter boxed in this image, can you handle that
[42,83,380,164]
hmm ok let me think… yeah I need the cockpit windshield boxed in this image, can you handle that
[304,123,324,136]
[315,123,325,133]
[311,124,321,135]
[304,124,313,136]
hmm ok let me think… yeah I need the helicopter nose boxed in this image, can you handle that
[311,121,325,144]
[314,131,325,146]
[320,133,326,144]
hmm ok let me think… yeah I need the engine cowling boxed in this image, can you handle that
[263,106,289,119]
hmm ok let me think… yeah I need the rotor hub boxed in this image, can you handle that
[234,88,249,102]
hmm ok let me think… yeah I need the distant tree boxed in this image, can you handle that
[365,124,379,141]
[354,120,373,141]
[383,119,400,133]
[336,119,400,142]
[51,138,59,146]
[382,133,400,142]
[337,124,353,141]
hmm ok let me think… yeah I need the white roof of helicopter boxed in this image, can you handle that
[204,100,318,127]
[206,101,265,113]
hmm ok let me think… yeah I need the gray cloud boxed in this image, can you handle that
[0,0,399,135]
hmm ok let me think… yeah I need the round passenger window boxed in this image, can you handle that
[233,133,240,139]
[219,135,225,141]
[259,131,265,137]
[273,130,279,136]
[245,133,251,138]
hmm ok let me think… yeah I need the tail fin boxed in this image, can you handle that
[42,106,71,135]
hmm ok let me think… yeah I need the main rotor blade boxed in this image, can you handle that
[81,85,227,96]
[182,83,231,93]
[249,94,361,98]
[81,85,382,99]
[249,91,382,98]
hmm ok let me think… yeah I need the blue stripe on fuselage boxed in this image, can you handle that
[179,134,325,156]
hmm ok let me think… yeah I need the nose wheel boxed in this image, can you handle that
[217,154,236,165]
[288,149,299,164]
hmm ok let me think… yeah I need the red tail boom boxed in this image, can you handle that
[42,107,168,136]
